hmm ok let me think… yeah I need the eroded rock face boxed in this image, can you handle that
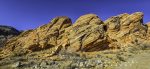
[1,16,72,57]
[1,12,150,58]
[0,25,20,47]
[22,16,72,51]
[61,14,108,52]
[104,12,148,49]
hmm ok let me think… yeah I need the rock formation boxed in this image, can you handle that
[1,12,150,56]
[104,12,148,50]
[1,12,150,69]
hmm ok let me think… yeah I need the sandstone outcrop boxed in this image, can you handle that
[1,12,150,69]
[60,14,108,52]
[104,12,148,50]
[1,12,150,59]
[1,16,72,57]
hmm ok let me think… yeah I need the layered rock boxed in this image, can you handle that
[104,12,148,49]
[1,16,72,57]
[1,12,150,59]
[59,14,108,52]
[0,25,20,47]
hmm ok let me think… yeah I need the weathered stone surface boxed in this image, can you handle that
[57,14,108,52]
[1,16,72,58]
[1,12,150,59]
[146,22,150,35]
[73,14,103,26]
[23,16,72,51]
[68,16,107,52]
[1,12,150,69]
[104,12,148,49]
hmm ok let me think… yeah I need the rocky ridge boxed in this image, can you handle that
[0,12,150,69]
[0,25,20,47]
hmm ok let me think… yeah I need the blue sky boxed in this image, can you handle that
[0,0,150,30]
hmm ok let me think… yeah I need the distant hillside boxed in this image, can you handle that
[0,25,20,47]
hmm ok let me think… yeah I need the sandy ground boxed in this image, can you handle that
[116,51,150,69]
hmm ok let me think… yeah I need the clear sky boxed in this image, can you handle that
[0,0,150,30]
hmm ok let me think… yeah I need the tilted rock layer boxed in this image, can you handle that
[1,12,150,58]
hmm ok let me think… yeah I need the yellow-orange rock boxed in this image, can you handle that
[104,12,148,49]
[2,16,72,55]
[1,12,150,58]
